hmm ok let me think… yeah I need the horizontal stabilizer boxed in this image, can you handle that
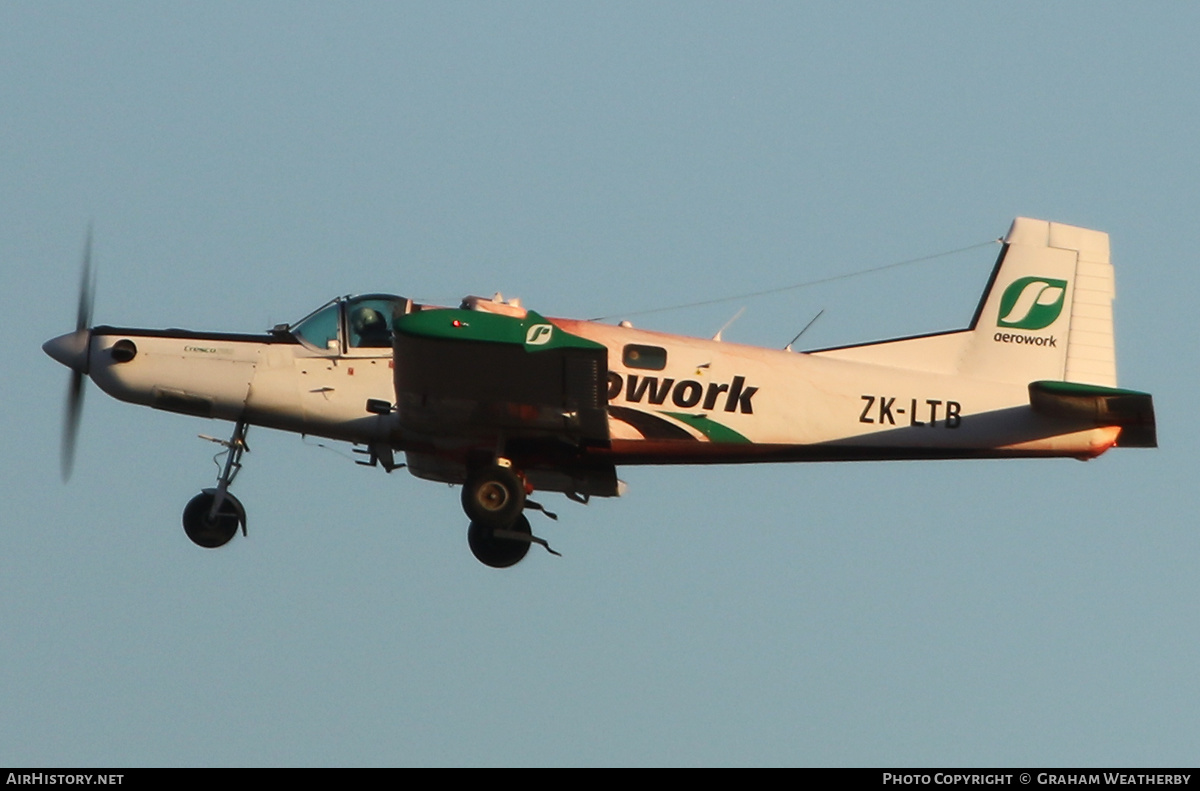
[1028,380,1157,447]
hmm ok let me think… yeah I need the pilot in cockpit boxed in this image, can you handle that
[351,306,391,348]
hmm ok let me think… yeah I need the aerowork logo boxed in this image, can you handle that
[997,277,1068,330]
[607,372,758,414]
[525,324,553,346]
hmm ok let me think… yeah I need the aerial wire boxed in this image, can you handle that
[588,238,1001,322]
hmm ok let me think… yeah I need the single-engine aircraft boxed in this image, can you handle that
[44,218,1157,567]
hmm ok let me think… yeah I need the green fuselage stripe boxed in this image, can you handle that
[661,411,752,444]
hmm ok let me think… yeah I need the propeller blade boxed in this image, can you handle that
[76,225,94,333]
[60,226,95,481]
[62,370,84,481]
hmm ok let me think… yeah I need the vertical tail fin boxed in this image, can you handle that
[959,217,1116,386]
[809,218,1119,387]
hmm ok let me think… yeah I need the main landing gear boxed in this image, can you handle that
[461,460,558,568]
[174,424,558,566]
[467,514,534,569]
[182,420,248,549]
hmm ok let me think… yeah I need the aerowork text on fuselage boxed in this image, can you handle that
[860,395,962,428]
[607,372,758,414]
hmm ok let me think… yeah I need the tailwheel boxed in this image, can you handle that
[468,514,532,568]
[182,489,245,549]
[462,463,526,527]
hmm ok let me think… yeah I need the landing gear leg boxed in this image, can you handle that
[182,420,249,549]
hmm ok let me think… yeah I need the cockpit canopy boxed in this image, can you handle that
[287,294,413,353]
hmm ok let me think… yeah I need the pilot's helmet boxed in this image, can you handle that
[352,307,386,335]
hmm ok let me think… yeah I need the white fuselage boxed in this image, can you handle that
[87,327,398,444]
[84,314,1117,477]
[559,319,1117,463]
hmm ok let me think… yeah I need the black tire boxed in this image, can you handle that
[468,514,532,568]
[462,465,526,528]
[182,491,242,549]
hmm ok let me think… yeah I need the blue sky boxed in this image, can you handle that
[2,2,1196,766]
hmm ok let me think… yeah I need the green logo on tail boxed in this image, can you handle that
[997,277,1067,330]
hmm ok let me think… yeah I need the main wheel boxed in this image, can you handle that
[462,464,526,527]
[468,514,532,568]
[182,490,244,549]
